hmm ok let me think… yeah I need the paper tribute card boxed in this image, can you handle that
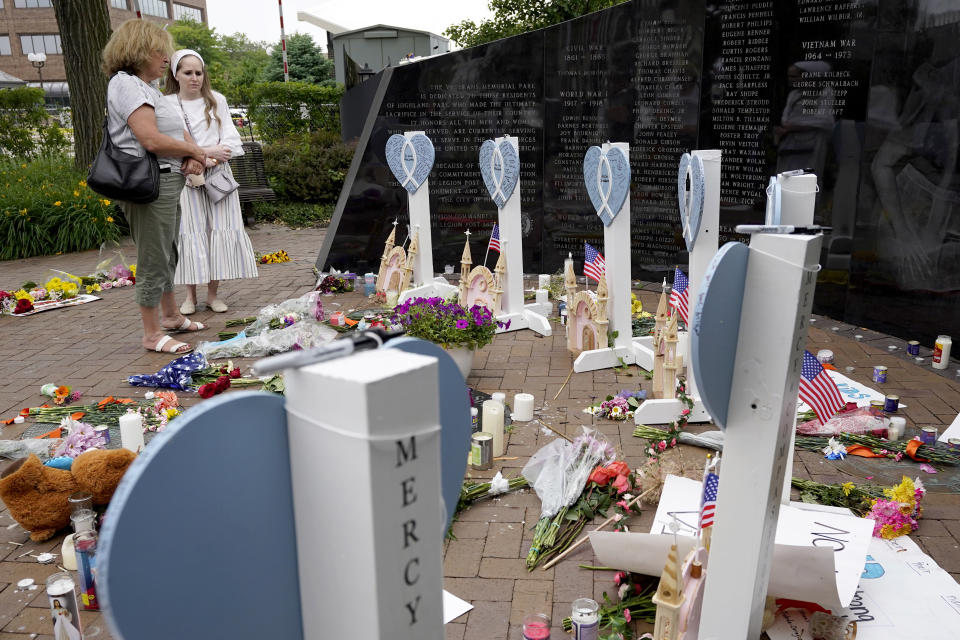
[767,534,960,640]
[590,475,873,611]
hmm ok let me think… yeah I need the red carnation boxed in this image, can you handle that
[197,383,216,399]
[13,298,34,314]
[229,367,241,379]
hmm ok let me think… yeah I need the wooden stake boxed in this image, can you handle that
[542,485,658,570]
[553,366,575,400]
[534,419,573,443]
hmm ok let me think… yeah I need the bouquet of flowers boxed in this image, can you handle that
[391,297,508,350]
[866,476,926,539]
[523,429,616,569]
[592,390,647,421]
[53,417,106,458]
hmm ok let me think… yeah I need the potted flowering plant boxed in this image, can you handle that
[391,297,507,376]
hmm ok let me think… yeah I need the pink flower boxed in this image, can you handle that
[657,440,667,452]
[647,448,656,457]
[613,570,627,586]
[613,513,623,522]
[612,474,630,494]
[623,608,632,623]
[670,437,677,447]
[616,500,630,512]
[101,281,113,289]
[681,408,691,416]
[893,452,903,462]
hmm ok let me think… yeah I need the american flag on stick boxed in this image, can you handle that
[699,454,720,531]
[583,242,605,282]
[799,350,845,425]
[487,223,501,253]
[669,267,689,324]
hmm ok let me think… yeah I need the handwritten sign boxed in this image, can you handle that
[768,535,960,640]
[649,475,873,609]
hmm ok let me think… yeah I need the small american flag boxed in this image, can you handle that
[583,242,606,282]
[700,468,719,530]
[669,267,689,324]
[799,350,845,425]
[487,223,501,254]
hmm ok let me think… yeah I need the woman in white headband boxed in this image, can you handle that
[164,48,258,314]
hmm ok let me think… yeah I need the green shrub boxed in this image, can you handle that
[262,129,355,204]
[247,81,343,143]
[0,88,68,158]
[251,201,334,228]
[0,157,121,260]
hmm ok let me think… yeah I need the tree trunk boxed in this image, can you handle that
[51,0,111,170]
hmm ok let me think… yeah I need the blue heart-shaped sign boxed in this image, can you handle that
[677,153,705,252]
[479,139,519,209]
[583,146,630,226]
[385,133,435,194]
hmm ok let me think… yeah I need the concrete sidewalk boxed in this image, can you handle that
[0,225,957,639]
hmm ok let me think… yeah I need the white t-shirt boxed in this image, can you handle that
[164,92,245,157]
[106,71,185,171]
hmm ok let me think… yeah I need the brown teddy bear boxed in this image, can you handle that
[0,448,136,541]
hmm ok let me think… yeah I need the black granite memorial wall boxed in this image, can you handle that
[320,0,960,346]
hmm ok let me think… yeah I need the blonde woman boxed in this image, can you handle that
[164,49,258,314]
[102,20,208,354]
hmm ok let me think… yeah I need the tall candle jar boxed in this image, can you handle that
[46,571,83,637]
[571,598,599,640]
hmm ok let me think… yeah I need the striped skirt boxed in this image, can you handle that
[174,164,258,285]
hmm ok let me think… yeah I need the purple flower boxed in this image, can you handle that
[456,319,469,330]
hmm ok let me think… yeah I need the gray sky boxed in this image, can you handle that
[205,0,493,47]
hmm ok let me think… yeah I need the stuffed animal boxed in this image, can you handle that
[0,448,136,541]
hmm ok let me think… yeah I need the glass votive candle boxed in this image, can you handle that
[386,290,400,308]
[522,612,550,640]
[67,491,93,515]
[70,508,96,533]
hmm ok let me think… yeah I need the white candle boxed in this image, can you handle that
[483,400,505,458]
[386,291,400,308]
[118,412,145,453]
[538,274,551,289]
[535,289,549,304]
[887,416,906,442]
[491,392,506,406]
[513,393,535,422]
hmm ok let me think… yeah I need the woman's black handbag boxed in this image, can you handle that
[87,116,160,204]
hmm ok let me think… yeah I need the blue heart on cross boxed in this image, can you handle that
[583,145,630,226]
[385,133,435,194]
[479,139,519,209]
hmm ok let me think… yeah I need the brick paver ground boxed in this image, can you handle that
[1,225,958,638]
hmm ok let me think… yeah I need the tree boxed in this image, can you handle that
[264,33,334,85]
[168,20,271,103]
[51,0,111,170]
[168,18,226,72]
[218,33,271,103]
[444,0,627,48]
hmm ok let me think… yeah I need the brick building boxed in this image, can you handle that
[0,0,207,97]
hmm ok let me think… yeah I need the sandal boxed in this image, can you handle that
[164,317,205,333]
[149,335,193,354]
[208,299,228,313]
[180,299,196,315]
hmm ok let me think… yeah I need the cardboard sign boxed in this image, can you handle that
[628,475,872,610]
[767,534,960,640]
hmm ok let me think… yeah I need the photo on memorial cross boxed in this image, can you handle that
[321,0,960,346]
